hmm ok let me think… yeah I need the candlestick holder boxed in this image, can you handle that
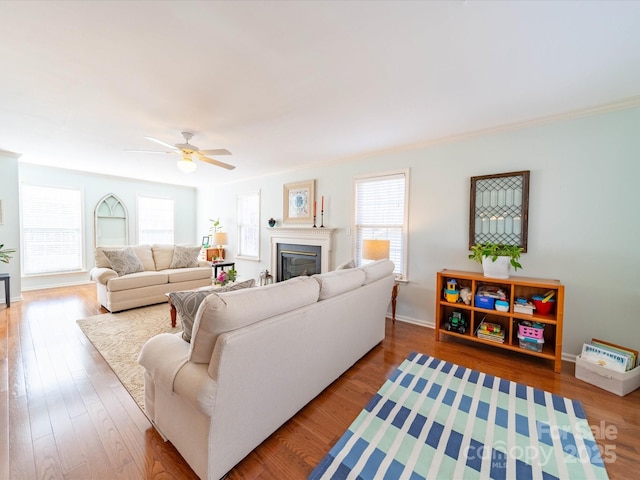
[320,209,325,228]
[313,214,317,228]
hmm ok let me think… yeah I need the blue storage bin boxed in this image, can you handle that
[475,295,495,309]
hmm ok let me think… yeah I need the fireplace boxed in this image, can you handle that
[269,227,335,282]
[277,243,321,281]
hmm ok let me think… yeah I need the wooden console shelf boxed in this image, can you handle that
[435,269,565,372]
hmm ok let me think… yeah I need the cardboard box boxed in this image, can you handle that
[575,355,640,396]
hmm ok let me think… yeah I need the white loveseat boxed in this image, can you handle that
[90,244,212,312]
[138,259,395,480]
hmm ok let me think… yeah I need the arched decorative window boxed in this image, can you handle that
[95,194,128,246]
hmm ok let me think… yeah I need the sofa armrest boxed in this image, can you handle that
[90,267,118,284]
[138,333,217,416]
[138,333,190,390]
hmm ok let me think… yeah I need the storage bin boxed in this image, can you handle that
[518,323,544,339]
[532,295,555,315]
[518,334,544,352]
[475,295,495,310]
[575,355,640,396]
[495,300,509,312]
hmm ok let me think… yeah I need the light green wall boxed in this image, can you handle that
[0,150,22,304]
[6,105,639,357]
[18,165,199,290]
[200,105,640,357]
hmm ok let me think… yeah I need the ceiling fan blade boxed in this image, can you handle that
[198,148,232,156]
[126,149,176,154]
[197,153,236,170]
[145,136,179,151]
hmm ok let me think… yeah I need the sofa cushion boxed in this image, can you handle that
[106,271,168,292]
[169,279,256,342]
[95,245,155,271]
[170,245,202,269]
[189,276,320,364]
[167,267,212,283]
[313,268,365,300]
[152,244,177,271]
[102,247,145,276]
[360,259,395,285]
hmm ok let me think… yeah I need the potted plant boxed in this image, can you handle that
[0,244,16,264]
[468,242,523,279]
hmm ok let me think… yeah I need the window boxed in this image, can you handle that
[354,170,409,279]
[137,196,174,244]
[237,191,260,259]
[21,184,83,275]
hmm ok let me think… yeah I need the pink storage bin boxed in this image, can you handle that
[518,324,544,340]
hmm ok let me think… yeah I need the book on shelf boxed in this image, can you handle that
[581,343,632,372]
[477,332,505,343]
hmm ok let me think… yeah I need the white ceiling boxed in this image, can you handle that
[1,1,639,188]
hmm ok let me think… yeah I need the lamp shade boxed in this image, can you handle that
[362,239,390,260]
[213,232,228,246]
[177,158,197,173]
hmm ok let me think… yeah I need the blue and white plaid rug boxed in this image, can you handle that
[310,352,609,480]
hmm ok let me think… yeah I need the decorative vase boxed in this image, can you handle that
[481,256,511,279]
[268,218,276,227]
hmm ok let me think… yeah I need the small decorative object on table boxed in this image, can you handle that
[258,269,273,286]
[215,268,237,286]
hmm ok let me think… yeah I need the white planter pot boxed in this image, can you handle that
[482,256,511,279]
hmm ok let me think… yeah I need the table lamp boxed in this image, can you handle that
[362,239,390,260]
[213,232,228,261]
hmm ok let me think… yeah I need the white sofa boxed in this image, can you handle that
[138,259,395,480]
[90,244,212,312]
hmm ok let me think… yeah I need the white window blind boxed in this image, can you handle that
[237,192,260,259]
[354,171,408,278]
[21,184,83,275]
[138,196,174,244]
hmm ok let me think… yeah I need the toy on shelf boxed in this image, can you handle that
[475,317,505,343]
[445,311,467,334]
[514,296,535,314]
[460,287,472,305]
[444,278,459,303]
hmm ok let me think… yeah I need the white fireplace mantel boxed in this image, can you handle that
[269,227,336,275]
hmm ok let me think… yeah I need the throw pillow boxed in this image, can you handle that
[336,259,356,270]
[170,278,256,342]
[102,247,144,276]
[169,245,201,269]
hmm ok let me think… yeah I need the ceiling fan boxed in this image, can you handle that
[127,132,234,173]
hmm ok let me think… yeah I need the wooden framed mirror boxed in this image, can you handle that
[469,170,530,252]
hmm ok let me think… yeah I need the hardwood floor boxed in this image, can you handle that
[2,284,639,479]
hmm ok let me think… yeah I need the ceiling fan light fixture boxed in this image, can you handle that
[177,157,197,173]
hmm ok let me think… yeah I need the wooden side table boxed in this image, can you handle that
[212,261,235,279]
[0,273,10,307]
[391,281,399,323]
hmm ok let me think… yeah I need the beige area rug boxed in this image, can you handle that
[77,303,180,410]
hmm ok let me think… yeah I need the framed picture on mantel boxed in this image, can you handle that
[283,179,315,224]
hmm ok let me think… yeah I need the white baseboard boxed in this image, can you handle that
[20,280,93,291]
